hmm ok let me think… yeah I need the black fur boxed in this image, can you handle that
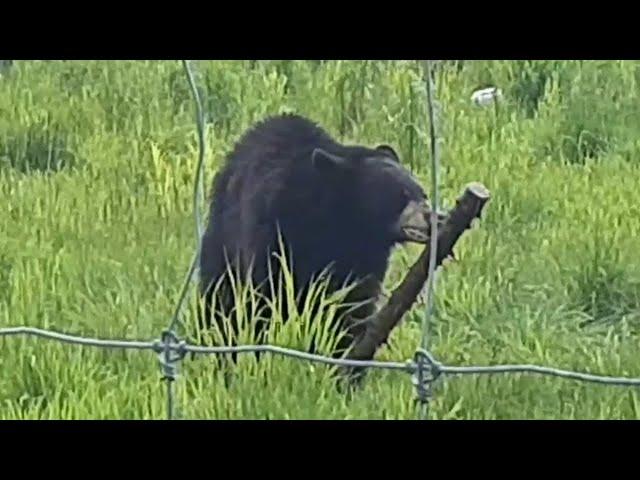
[198,114,429,359]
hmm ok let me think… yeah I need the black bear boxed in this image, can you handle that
[198,113,439,360]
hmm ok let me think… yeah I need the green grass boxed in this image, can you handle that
[1,60,640,419]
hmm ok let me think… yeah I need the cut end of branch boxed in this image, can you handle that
[465,182,491,200]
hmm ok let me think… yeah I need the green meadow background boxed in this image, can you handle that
[1,60,639,419]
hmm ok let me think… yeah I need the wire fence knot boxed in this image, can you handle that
[411,348,442,406]
[154,330,187,383]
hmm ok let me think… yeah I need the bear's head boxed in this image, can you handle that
[310,144,442,249]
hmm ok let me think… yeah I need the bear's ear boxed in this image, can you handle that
[375,144,400,162]
[312,148,348,174]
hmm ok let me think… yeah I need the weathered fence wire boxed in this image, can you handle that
[415,60,441,419]
[3,60,640,420]
[3,326,640,386]
[157,60,209,419]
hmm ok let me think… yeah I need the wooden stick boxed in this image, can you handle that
[346,182,491,364]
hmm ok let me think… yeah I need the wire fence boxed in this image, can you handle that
[2,60,640,420]
[2,326,640,410]
[418,60,441,419]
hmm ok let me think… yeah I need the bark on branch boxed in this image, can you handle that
[346,182,491,363]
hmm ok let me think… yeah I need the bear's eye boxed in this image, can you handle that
[402,187,427,202]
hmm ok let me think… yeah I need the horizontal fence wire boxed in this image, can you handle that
[2,326,640,387]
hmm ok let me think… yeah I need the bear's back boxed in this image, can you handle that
[210,114,347,231]
[225,114,338,172]
[203,114,344,279]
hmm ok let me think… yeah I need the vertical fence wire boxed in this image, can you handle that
[415,60,442,419]
[160,60,208,420]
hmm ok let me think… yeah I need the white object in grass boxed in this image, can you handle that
[471,87,502,107]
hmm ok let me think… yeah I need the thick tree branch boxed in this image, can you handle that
[346,182,491,363]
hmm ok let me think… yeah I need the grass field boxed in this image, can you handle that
[1,60,640,419]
